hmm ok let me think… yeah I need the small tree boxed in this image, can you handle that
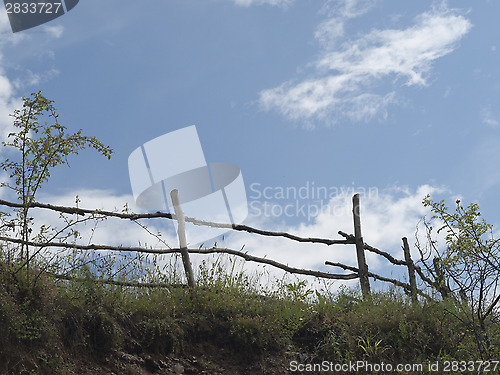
[0,91,113,275]
[417,195,500,358]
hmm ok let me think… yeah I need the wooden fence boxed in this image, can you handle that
[0,192,434,301]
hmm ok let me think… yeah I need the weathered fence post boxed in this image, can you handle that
[170,189,195,288]
[402,237,417,304]
[352,193,370,299]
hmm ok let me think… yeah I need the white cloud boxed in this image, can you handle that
[316,9,471,85]
[480,106,499,128]
[12,68,60,90]
[0,10,26,46]
[260,5,471,124]
[314,18,345,48]
[232,0,293,7]
[321,0,376,19]
[315,0,376,49]
[42,24,64,38]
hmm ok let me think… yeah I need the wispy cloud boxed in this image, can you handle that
[12,68,60,90]
[232,0,293,7]
[259,3,471,124]
[43,24,64,38]
[480,106,499,128]
[0,10,26,46]
[310,0,376,51]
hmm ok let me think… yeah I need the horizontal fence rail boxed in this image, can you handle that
[0,236,359,281]
[0,198,353,246]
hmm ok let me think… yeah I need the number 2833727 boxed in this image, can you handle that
[5,2,63,14]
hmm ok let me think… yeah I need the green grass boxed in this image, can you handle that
[0,254,499,374]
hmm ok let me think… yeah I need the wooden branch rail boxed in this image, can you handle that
[413,263,438,288]
[338,231,406,266]
[0,198,170,220]
[0,199,351,246]
[337,231,432,302]
[325,261,432,301]
[0,236,358,281]
[339,229,449,295]
[47,272,188,289]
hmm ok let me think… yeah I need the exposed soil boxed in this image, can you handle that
[56,342,300,375]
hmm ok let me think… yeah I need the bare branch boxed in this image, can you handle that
[0,199,351,246]
[0,236,358,280]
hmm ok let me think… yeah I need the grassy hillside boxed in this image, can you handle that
[1,256,499,375]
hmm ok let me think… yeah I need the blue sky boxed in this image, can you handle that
[1,0,499,289]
